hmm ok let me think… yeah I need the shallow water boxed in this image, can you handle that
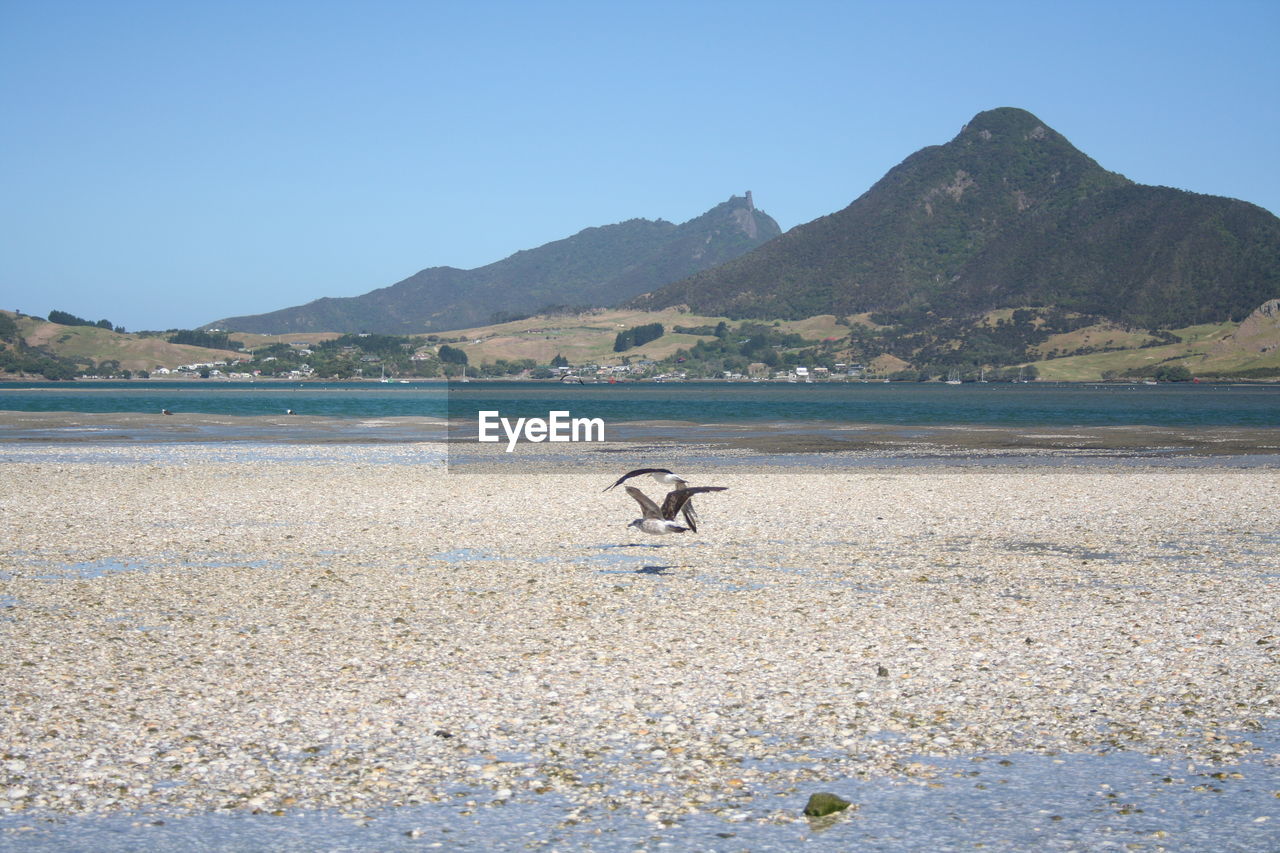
[4,379,1280,427]
[3,441,1280,472]
[3,726,1277,852]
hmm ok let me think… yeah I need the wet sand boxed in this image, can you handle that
[0,411,448,445]
[1,441,1278,849]
[3,410,1280,458]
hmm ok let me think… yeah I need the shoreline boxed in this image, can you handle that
[2,410,1280,458]
[5,375,1280,385]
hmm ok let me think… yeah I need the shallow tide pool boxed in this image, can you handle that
[2,728,1277,852]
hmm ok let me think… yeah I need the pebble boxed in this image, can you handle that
[0,444,1277,827]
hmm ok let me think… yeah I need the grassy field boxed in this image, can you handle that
[228,331,343,348]
[12,315,247,373]
[1030,319,1280,381]
[431,307,721,365]
[457,308,1278,381]
[9,302,1278,381]
[437,310,863,367]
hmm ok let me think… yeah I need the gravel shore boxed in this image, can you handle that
[1,443,1277,846]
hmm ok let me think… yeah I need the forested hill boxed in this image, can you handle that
[632,108,1280,329]
[210,194,780,334]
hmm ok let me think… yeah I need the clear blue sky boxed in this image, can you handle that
[3,0,1277,331]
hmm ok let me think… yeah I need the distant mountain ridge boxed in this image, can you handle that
[211,194,780,334]
[633,108,1280,329]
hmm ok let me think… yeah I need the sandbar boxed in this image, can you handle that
[1,443,1277,848]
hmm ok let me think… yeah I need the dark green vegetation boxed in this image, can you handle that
[651,316,1049,380]
[0,313,78,379]
[240,334,431,379]
[212,194,780,335]
[613,322,665,352]
[633,108,1280,332]
[870,307,1089,366]
[48,310,123,333]
[436,344,468,365]
[238,333,543,379]
[658,322,806,373]
[0,351,78,380]
[1150,364,1193,382]
[168,329,243,350]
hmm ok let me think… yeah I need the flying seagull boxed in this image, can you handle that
[606,467,703,528]
[603,468,689,492]
[625,484,726,535]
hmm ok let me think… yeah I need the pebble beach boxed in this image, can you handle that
[2,439,1279,850]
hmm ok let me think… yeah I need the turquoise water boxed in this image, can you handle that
[0,381,448,418]
[2,380,1279,428]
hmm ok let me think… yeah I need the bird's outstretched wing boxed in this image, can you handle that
[625,486,663,519]
[660,486,728,531]
[604,468,677,492]
[680,500,700,532]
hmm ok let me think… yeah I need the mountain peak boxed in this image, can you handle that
[948,107,1089,169]
[959,106,1051,137]
[210,194,780,334]
[691,192,774,242]
[633,108,1278,329]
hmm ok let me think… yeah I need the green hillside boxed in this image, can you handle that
[7,299,1279,383]
[437,303,1280,382]
[633,108,1280,331]
[211,194,780,335]
[0,311,247,379]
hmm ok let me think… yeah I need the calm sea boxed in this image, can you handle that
[1,379,1278,427]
